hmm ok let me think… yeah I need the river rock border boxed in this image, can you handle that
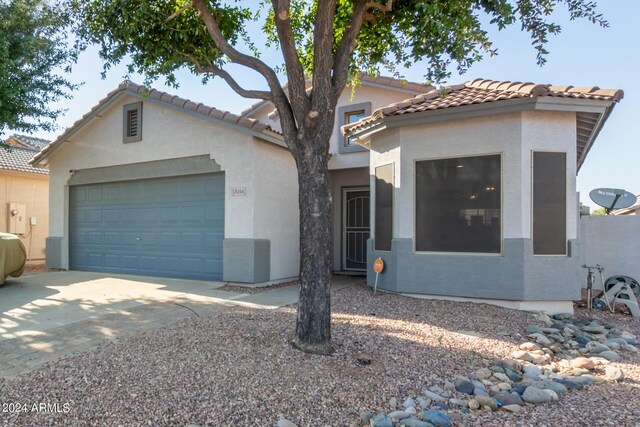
[274,312,637,427]
[346,312,638,427]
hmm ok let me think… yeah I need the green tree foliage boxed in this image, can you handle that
[592,207,607,216]
[71,0,607,354]
[0,0,79,137]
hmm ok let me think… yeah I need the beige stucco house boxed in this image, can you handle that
[30,77,622,313]
[1,135,50,263]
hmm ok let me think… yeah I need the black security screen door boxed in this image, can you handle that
[415,155,501,253]
[343,188,370,270]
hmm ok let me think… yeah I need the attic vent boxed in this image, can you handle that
[127,109,138,136]
[123,102,143,143]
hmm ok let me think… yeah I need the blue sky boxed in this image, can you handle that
[30,1,637,208]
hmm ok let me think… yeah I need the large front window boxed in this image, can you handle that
[415,154,501,253]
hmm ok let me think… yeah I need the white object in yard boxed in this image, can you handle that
[598,282,640,317]
[8,202,26,235]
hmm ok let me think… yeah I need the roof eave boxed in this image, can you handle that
[346,96,615,151]
[576,101,618,172]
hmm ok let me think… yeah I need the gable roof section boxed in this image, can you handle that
[343,78,623,170]
[31,81,284,167]
[7,134,50,151]
[0,146,48,175]
[239,74,431,119]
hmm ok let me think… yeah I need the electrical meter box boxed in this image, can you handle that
[8,202,27,235]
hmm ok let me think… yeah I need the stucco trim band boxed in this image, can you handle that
[367,238,581,303]
[67,155,222,186]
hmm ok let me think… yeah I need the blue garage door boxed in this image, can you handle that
[69,173,224,280]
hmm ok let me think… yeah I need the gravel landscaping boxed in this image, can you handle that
[1,284,638,426]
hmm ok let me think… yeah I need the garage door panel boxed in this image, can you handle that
[87,253,104,267]
[159,257,181,272]
[104,209,121,223]
[140,208,159,224]
[121,232,139,245]
[87,188,103,202]
[182,206,204,223]
[182,232,204,248]
[205,259,223,275]
[160,232,179,246]
[104,232,121,245]
[139,232,158,245]
[161,207,180,223]
[88,210,103,223]
[121,256,139,269]
[120,185,139,201]
[72,188,88,204]
[70,173,224,280]
[103,185,121,201]
[87,232,103,245]
[104,255,119,268]
[121,209,138,224]
[140,182,161,200]
[181,258,203,273]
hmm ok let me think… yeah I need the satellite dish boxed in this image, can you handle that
[589,188,636,214]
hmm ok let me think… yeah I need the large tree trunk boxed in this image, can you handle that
[290,131,334,355]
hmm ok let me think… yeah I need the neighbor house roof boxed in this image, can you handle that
[239,74,431,118]
[7,134,50,151]
[0,145,48,175]
[31,81,284,167]
[343,78,624,170]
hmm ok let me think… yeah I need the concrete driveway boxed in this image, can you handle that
[0,271,310,379]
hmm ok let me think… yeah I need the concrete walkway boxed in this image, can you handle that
[0,271,359,379]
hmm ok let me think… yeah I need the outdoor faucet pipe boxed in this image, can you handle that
[581,264,613,313]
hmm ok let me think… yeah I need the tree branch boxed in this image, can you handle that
[191,1,285,100]
[332,0,369,99]
[365,0,393,12]
[311,0,337,114]
[178,51,273,100]
[166,1,193,22]
[271,0,309,121]
[191,0,299,144]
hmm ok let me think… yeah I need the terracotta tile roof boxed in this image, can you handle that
[7,134,50,151]
[31,81,283,166]
[0,146,48,175]
[360,74,432,93]
[240,74,430,118]
[123,81,281,135]
[343,78,624,135]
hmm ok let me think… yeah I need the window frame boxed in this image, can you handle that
[531,150,568,256]
[413,152,504,256]
[123,101,143,143]
[337,102,371,153]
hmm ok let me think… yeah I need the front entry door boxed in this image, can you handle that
[343,187,370,271]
